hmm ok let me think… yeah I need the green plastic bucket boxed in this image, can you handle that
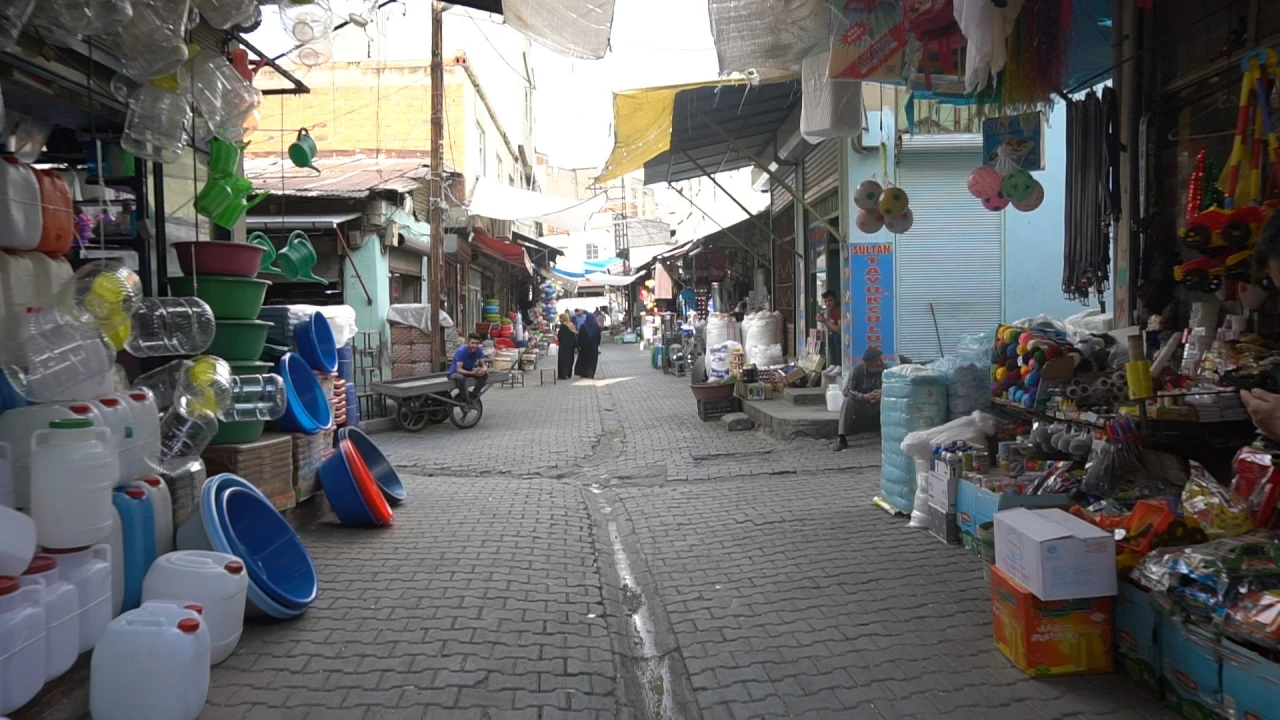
[210,419,266,446]
[169,275,271,320]
[207,320,272,361]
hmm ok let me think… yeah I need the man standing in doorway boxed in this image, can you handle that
[448,332,489,403]
[833,347,885,452]
[819,290,842,369]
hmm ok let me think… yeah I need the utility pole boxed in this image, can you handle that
[429,0,445,370]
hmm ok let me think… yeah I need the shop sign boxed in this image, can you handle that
[847,242,894,358]
[982,112,1046,171]
[808,223,828,274]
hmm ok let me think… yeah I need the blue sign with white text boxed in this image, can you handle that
[847,242,895,360]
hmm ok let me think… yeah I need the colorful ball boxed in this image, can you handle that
[1016,343,1028,355]
[854,179,883,210]
[1006,345,1018,359]
[995,367,1008,382]
[967,166,1002,198]
[982,193,1010,212]
[884,207,914,234]
[1002,169,1037,202]
[1018,332,1033,345]
[878,187,910,216]
[1022,391,1036,408]
[1026,370,1041,387]
[855,209,885,234]
[1012,180,1045,212]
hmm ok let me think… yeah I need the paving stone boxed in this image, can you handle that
[720,412,755,431]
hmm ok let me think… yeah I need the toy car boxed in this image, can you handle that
[1182,202,1278,251]
[1174,250,1255,291]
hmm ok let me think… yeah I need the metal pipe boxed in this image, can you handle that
[335,227,374,306]
[664,181,767,268]
[229,31,311,96]
[680,149,801,260]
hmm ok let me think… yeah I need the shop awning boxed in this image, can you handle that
[468,177,607,230]
[245,213,362,230]
[595,75,801,186]
[584,271,645,287]
[552,257,624,280]
[472,230,534,276]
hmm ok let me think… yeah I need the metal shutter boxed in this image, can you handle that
[803,140,839,202]
[894,135,1003,360]
[771,167,796,214]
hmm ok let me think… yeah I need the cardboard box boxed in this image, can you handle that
[1161,617,1227,719]
[1116,581,1162,694]
[927,504,959,545]
[783,368,807,387]
[956,478,1072,552]
[391,325,428,345]
[928,470,958,513]
[1223,637,1280,720]
[990,565,1114,677]
[994,508,1117,601]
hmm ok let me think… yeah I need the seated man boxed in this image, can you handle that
[833,347,886,452]
[448,332,489,403]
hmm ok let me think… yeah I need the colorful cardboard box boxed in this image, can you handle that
[990,565,1114,677]
[1160,616,1227,720]
[994,508,1117,601]
[1223,637,1280,720]
[1116,581,1162,695]
[956,478,1072,552]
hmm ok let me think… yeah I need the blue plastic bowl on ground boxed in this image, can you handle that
[316,447,378,525]
[271,352,333,435]
[219,486,318,609]
[338,427,405,506]
[295,312,338,373]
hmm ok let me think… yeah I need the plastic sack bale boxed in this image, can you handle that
[707,0,829,74]
[902,411,997,527]
[741,311,779,350]
[933,332,994,420]
[879,364,948,515]
[748,344,784,367]
[800,51,864,143]
[705,314,741,349]
[706,341,741,382]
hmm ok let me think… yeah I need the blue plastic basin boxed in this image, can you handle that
[295,312,338,373]
[339,427,405,506]
[271,352,333,435]
[219,486,317,609]
[316,446,377,525]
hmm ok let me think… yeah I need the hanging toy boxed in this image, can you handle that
[884,207,914,234]
[968,167,1002,199]
[1186,149,1206,224]
[1001,169,1037,202]
[853,179,883,210]
[982,194,1010,212]
[855,209,885,234]
[1012,181,1045,212]
[878,186,910,217]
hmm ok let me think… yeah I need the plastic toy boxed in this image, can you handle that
[1001,169,1037,202]
[878,187,910,217]
[1173,250,1254,292]
[1012,182,1045,212]
[884,207,914,234]
[855,209,885,234]
[1181,202,1276,251]
[981,193,1010,212]
[854,179,883,210]
[968,167,1002,198]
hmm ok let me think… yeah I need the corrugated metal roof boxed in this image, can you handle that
[244,156,432,198]
[245,213,363,229]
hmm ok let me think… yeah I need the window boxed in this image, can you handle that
[585,243,599,260]
[496,156,503,182]
[476,124,486,177]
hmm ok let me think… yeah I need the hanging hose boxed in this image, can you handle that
[1062,87,1119,305]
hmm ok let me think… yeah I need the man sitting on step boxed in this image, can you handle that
[833,346,885,452]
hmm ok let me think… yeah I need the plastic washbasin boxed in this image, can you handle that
[172,241,266,278]
[341,439,393,525]
[168,275,271,320]
[207,320,272,361]
[316,446,377,526]
[210,420,266,446]
[295,312,338,373]
[270,352,333,435]
[338,427,405,505]
[218,487,317,609]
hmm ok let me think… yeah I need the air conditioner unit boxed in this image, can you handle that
[382,222,400,248]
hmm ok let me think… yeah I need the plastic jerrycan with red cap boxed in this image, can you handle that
[0,402,105,509]
[89,601,210,720]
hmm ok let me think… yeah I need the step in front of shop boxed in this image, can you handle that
[740,398,839,440]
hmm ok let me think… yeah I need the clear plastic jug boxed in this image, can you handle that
[223,374,287,422]
[99,0,191,81]
[125,297,215,357]
[121,83,191,164]
[191,0,255,29]
[189,48,262,143]
[30,418,117,550]
[155,404,218,476]
[56,260,142,346]
[280,0,332,43]
[85,0,135,35]
[1,313,116,403]
[0,0,36,53]
[26,1,93,37]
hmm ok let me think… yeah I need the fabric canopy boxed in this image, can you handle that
[553,257,624,279]
[472,231,534,275]
[585,271,644,287]
[502,0,616,59]
[468,177,608,231]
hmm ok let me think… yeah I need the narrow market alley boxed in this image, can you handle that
[202,344,1175,720]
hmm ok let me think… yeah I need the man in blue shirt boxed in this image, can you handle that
[448,332,488,402]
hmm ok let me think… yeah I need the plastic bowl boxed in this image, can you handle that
[271,352,333,435]
[339,427,405,506]
[341,440,393,525]
[316,447,377,526]
[210,420,266,446]
[169,275,271,320]
[172,241,266,278]
[206,319,272,362]
[295,312,338,373]
[219,486,317,609]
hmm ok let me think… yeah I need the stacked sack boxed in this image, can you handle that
[933,331,994,420]
[878,364,948,515]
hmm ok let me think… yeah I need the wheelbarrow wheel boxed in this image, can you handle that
[397,406,429,432]
[450,398,484,429]
[401,395,429,412]
[426,406,449,424]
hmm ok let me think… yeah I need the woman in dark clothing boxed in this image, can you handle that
[556,312,578,380]
[575,312,601,379]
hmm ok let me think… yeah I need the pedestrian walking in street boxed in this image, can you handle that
[448,332,489,404]
[833,346,885,451]
[556,312,578,380]
[576,310,602,379]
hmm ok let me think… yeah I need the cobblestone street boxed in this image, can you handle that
[204,342,1176,719]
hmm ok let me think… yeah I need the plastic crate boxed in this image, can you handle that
[697,397,741,422]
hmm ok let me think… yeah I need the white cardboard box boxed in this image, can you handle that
[927,470,957,512]
[993,507,1117,601]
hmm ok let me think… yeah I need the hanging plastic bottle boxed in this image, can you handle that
[132,356,232,416]
[1,312,116,403]
[223,374,287,422]
[26,1,93,39]
[0,0,36,52]
[56,260,142,350]
[85,0,135,35]
[188,47,262,143]
[280,0,332,43]
[191,0,255,29]
[154,403,218,476]
[125,297,216,357]
[121,83,191,165]
[98,0,191,81]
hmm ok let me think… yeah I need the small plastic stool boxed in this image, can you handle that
[503,371,524,388]
[540,369,556,385]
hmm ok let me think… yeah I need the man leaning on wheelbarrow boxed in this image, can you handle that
[449,332,489,404]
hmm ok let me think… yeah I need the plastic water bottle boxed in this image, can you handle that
[2,312,116,403]
[125,297,215,357]
[97,0,190,81]
[189,48,262,143]
[154,403,217,476]
[121,84,191,164]
[223,374,287,422]
[191,0,256,30]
